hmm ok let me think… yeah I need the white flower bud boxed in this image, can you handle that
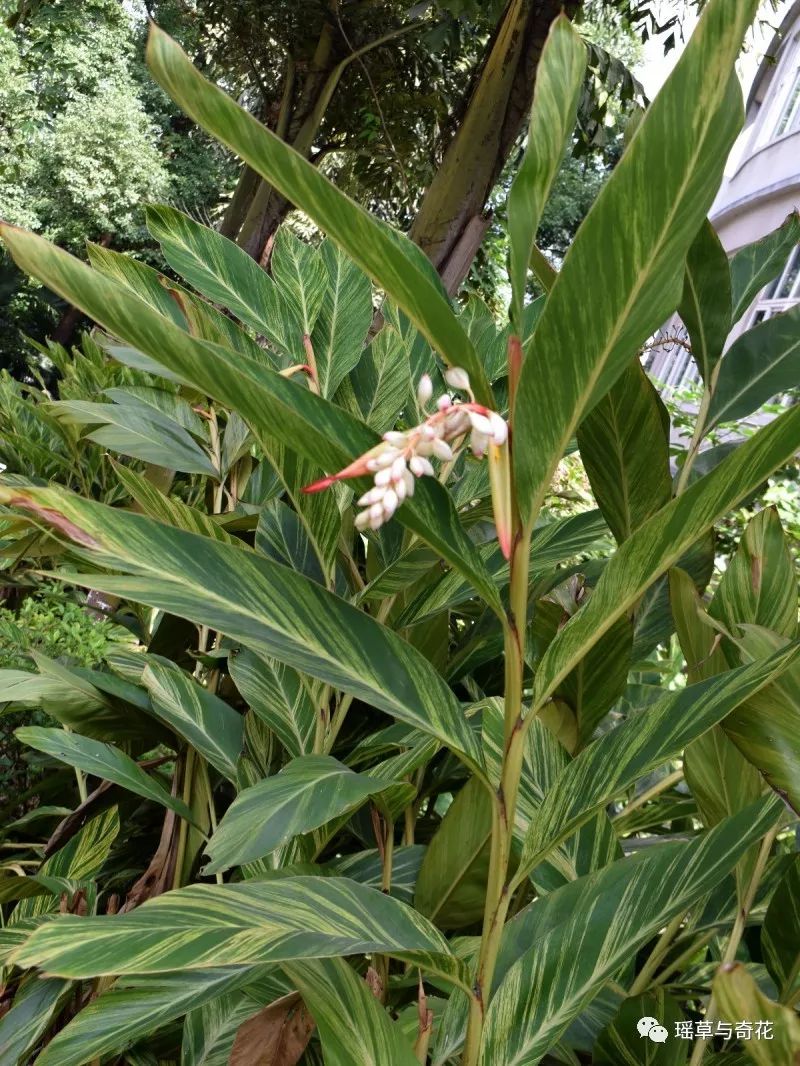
[390,455,407,482]
[470,428,490,457]
[383,431,408,447]
[417,374,433,407]
[382,488,398,519]
[437,393,452,411]
[432,438,453,461]
[421,424,437,441]
[403,469,416,497]
[355,510,371,531]
[366,458,380,472]
[369,511,385,530]
[358,486,384,506]
[489,412,508,445]
[374,466,393,487]
[444,366,470,392]
[468,411,494,436]
[410,455,434,477]
[444,408,470,436]
[395,475,407,501]
[369,502,385,522]
[375,448,399,469]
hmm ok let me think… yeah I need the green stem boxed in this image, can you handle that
[613,767,684,826]
[462,523,530,1066]
[629,910,687,995]
[674,385,712,496]
[651,930,715,989]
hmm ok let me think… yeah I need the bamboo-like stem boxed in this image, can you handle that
[689,823,780,1066]
[630,910,688,995]
[462,472,530,1065]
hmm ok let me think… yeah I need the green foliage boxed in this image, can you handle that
[0,585,117,672]
[0,4,798,1065]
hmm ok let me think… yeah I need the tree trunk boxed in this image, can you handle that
[225,0,580,288]
[410,0,580,292]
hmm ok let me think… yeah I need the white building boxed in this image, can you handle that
[648,0,800,392]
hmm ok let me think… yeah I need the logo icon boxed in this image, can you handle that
[638,1016,669,1043]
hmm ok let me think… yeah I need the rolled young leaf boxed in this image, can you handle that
[679,218,732,384]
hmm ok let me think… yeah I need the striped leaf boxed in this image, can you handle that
[227,646,316,758]
[271,229,328,337]
[484,796,783,1066]
[310,239,373,398]
[182,987,276,1066]
[593,992,686,1066]
[725,625,800,813]
[145,26,492,406]
[678,219,732,384]
[710,507,797,639]
[515,643,798,883]
[0,975,70,1066]
[13,876,471,989]
[86,242,186,326]
[337,326,411,432]
[415,776,493,930]
[762,854,800,1002]
[203,756,397,873]
[0,223,501,615]
[713,962,800,1065]
[0,483,483,771]
[533,402,800,709]
[285,958,419,1066]
[729,211,800,323]
[514,0,755,524]
[707,305,800,429]
[141,661,244,783]
[576,362,671,544]
[507,14,586,328]
[51,398,216,477]
[15,727,196,824]
[113,461,244,548]
[146,204,297,358]
[33,968,270,1066]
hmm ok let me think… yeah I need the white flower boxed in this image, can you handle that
[489,411,508,445]
[432,438,453,461]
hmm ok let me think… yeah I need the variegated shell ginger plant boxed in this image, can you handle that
[1,2,800,1065]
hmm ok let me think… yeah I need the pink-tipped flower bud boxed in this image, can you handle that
[444,366,470,392]
[403,469,416,497]
[375,448,399,469]
[374,466,393,487]
[395,475,407,502]
[470,428,490,458]
[417,374,433,407]
[489,412,508,446]
[437,393,452,411]
[358,486,384,506]
[468,411,494,436]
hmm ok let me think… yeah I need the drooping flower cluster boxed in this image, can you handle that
[303,367,509,534]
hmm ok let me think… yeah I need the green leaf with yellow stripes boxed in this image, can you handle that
[0,223,501,616]
[515,643,798,884]
[533,402,800,710]
[514,0,755,524]
[678,219,732,384]
[729,211,800,324]
[144,25,492,405]
[15,727,196,824]
[12,876,471,989]
[484,796,784,1066]
[713,962,800,1066]
[285,958,420,1066]
[203,756,398,873]
[227,646,316,758]
[507,14,586,329]
[0,483,483,771]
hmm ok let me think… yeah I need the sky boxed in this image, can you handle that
[636,0,792,97]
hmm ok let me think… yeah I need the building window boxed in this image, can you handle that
[775,67,800,137]
[748,246,800,326]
